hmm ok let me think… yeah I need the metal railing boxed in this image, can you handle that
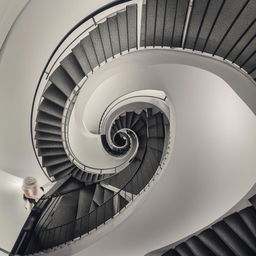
[30,0,134,182]
[22,111,172,254]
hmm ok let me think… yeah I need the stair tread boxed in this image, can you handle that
[198,229,236,256]
[35,123,61,136]
[224,212,256,252]
[49,66,76,97]
[90,27,106,64]
[186,236,215,256]
[38,99,63,119]
[117,11,129,52]
[42,155,69,167]
[98,21,113,59]
[107,15,121,56]
[126,4,137,50]
[72,44,92,75]
[35,132,62,142]
[47,161,73,176]
[38,148,65,157]
[43,84,67,108]
[36,140,63,149]
[61,53,85,84]
[212,220,255,256]
[81,36,99,69]
[36,111,62,128]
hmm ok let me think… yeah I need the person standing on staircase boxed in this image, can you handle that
[22,177,44,211]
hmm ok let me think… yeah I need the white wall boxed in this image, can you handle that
[0,0,29,52]
[48,51,256,256]
[0,0,113,183]
[0,170,29,254]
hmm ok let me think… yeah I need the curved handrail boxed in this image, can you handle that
[62,91,138,174]
[30,111,171,253]
[41,134,149,233]
[30,0,133,182]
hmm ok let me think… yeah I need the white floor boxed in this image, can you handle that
[0,170,29,255]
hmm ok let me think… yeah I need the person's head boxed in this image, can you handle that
[22,177,38,192]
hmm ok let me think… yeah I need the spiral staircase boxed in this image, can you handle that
[3,0,256,255]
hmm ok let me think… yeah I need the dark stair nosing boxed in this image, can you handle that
[60,53,85,85]
[49,66,76,97]
[38,148,65,157]
[42,155,69,167]
[35,123,61,136]
[36,140,63,149]
[47,161,73,176]
[38,99,63,119]
[36,111,62,128]
[43,84,67,108]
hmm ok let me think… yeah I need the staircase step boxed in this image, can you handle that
[126,4,137,50]
[98,21,113,59]
[103,188,114,203]
[186,236,215,256]
[239,206,256,238]
[90,27,106,64]
[43,84,67,108]
[92,174,100,183]
[148,124,165,138]
[115,118,122,130]
[54,166,75,180]
[81,36,99,69]
[224,212,256,252]
[130,113,141,128]
[112,123,118,133]
[163,249,181,256]
[175,243,195,256]
[107,15,121,55]
[148,137,164,153]
[140,4,146,47]
[126,112,134,128]
[249,194,256,208]
[49,66,76,97]
[117,11,128,52]
[35,123,61,136]
[132,119,145,133]
[36,111,62,128]
[61,53,85,84]
[76,186,96,219]
[38,99,63,119]
[145,0,157,46]
[47,161,73,176]
[120,115,126,128]
[38,148,65,157]
[85,173,94,184]
[73,169,85,181]
[35,132,62,142]
[212,221,255,256]
[47,190,79,234]
[198,229,236,256]
[89,200,97,213]
[93,184,104,206]
[154,0,167,46]
[42,155,69,167]
[36,140,63,149]
[72,44,92,75]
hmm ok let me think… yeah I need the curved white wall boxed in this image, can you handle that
[47,51,256,256]
[0,0,113,183]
